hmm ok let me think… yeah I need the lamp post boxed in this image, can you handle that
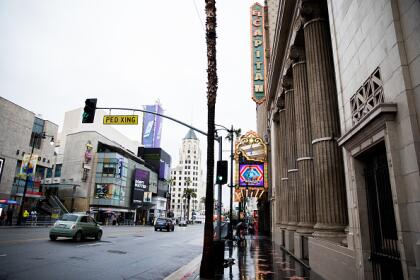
[17,132,54,225]
[215,124,240,242]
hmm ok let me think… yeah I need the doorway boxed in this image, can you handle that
[361,142,403,280]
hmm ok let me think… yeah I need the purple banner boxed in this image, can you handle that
[142,104,163,148]
[132,169,150,204]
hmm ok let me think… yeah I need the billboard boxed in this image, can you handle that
[132,169,150,205]
[142,104,163,148]
[239,163,264,187]
[95,184,125,201]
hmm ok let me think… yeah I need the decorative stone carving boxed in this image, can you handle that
[350,68,384,124]
[289,45,306,63]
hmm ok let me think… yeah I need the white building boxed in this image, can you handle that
[170,129,205,220]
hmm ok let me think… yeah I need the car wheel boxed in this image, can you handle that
[74,231,83,242]
[49,235,57,241]
[95,231,102,241]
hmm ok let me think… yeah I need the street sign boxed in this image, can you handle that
[103,115,138,125]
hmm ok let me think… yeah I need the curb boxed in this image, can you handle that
[165,254,201,280]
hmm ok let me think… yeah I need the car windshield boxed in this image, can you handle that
[157,218,166,223]
[60,214,78,222]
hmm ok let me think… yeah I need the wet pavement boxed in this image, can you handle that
[188,235,325,280]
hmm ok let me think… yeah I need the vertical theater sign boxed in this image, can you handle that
[250,3,267,104]
[234,131,268,201]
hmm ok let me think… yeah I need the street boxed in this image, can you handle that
[0,225,204,280]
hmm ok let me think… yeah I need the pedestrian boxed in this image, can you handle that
[30,209,38,226]
[0,209,5,226]
[6,206,14,226]
[23,209,29,225]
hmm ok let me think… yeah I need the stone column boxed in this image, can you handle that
[301,1,348,239]
[283,78,299,230]
[276,95,289,227]
[290,45,316,233]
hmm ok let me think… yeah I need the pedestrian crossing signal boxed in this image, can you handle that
[216,160,228,184]
[82,98,97,123]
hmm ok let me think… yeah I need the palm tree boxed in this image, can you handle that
[183,188,197,221]
[200,0,217,278]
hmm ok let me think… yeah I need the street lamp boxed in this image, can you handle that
[215,124,240,242]
[16,132,54,225]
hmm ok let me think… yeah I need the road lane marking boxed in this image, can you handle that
[0,237,48,244]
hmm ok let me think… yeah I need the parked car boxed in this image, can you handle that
[154,217,175,232]
[49,213,103,242]
[178,219,187,227]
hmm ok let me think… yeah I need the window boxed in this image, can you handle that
[178,194,181,197]
[54,164,62,177]
[102,163,116,177]
[172,199,175,203]
[80,216,88,223]
[29,117,44,149]
[178,199,180,203]
[46,167,53,178]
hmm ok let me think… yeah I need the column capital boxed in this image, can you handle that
[300,0,326,23]
[289,45,306,63]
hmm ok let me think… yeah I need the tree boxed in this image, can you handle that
[164,178,176,217]
[183,188,197,221]
[200,0,217,278]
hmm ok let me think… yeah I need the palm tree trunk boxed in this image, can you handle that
[200,0,217,278]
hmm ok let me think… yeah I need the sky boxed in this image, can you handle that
[0,0,262,207]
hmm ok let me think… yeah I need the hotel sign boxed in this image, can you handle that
[250,3,266,104]
[103,115,139,125]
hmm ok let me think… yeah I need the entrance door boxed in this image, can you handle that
[363,142,403,280]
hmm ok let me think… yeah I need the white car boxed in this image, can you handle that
[179,220,187,227]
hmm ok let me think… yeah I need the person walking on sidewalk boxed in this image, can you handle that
[30,209,38,226]
[23,209,29,225]
[6,206,14,226]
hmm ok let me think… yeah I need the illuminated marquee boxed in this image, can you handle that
[250,3,266,104]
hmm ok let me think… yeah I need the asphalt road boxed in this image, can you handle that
[0,224,204,280]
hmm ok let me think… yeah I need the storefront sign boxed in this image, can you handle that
[239,163,264,187]
[250,3,267,104]
[132,169,150,205]
[103,115,139,125]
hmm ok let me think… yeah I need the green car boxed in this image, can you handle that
[49,213,103,242]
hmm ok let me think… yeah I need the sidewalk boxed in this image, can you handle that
[170,235,324,280]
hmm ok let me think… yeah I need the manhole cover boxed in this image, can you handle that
[107,250,127,255]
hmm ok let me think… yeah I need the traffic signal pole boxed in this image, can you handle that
[215,136,222,241]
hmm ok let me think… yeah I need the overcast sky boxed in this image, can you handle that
[0,0,262,206]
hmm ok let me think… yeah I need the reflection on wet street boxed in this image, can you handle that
[218,236,324,280]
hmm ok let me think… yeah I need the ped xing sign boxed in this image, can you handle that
[103,115,138,125]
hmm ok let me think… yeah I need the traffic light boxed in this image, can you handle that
[82,98,97,123]
[216,160,228,184]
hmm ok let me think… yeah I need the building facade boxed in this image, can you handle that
[259,0,420,279]
[0,97,58,214]
[170,129,204,221]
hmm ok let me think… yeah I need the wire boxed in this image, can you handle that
[192,0,205,30]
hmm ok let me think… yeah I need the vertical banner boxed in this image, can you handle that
[132,169,150,205]
[19,154,38,184]
[141,104,164,148]
[153,105,163,148]
[250,3,267,104]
